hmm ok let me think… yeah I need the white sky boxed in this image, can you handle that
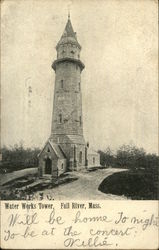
[1,0,158,154]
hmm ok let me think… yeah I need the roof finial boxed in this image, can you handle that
[68,4,70,19]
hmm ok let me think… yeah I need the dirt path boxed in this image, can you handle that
[35,168,128,200]
[0,168,37,185]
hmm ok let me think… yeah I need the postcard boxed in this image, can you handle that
[0,0,158,249]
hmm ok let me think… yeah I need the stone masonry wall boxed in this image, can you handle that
[51,61,83,136]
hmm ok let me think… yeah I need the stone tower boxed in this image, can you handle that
[50,15,87,170]
[38,15,100,178]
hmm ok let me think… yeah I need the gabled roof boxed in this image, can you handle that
[49,141,66,159]
[38,140,66,159]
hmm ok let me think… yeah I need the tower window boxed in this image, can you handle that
[79,151,82,164]
[61,50,65,58]
[71,51,75,58]
[61,80,63,88]
[61,163,64,170]
[79,116,82,126]
[78,54,80,59]
[59,114,62,123]
[79,82,81,91]
[93,157,95,165]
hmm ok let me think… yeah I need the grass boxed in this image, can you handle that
[98,169,158,200]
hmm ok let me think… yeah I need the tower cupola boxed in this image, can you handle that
[56,16,81,50]
[52,16,84,71]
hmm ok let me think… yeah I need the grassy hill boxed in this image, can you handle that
[98,168,158,200]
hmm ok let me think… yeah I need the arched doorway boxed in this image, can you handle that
[45,158,52,174]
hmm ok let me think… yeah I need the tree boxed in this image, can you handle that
[116,144,146,169]
[98,147,114,167]
[0,143,40,172]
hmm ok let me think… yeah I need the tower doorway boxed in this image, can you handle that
[45,158,52,174]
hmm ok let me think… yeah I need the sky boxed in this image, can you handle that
[1,0,158,154]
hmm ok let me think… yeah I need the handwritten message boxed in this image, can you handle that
[1,201,159,249]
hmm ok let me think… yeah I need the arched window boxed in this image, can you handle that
[61,80,63,88]
[59,114,62,123]
[79,116,82,126]
[93,157,95,164]
[28,86,32,93]
[79,151,82,164]
[62,50,65,57]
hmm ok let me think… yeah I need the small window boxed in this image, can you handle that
[61,80,63,88]
[59,114,62,123]
[47,148,50,153]
[79,151,82,164]
[28,100,31,107]
[76,65,78,70]
[93,157,95,164]
[61,163,64,170]
[78,54,80,59]
[71,50,74,54]
[79,82,81,91]
[28,86,32,93]
[79,116,82,126]
[61,51,65,58]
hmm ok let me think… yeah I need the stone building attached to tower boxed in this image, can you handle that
[38,16,100,179]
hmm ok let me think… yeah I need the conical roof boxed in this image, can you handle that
[56,17,81,49]
[63,18,76,37]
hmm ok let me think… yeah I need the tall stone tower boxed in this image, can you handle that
[51,16,84,140]
[50,14,86,170]
[38,14,100,178]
